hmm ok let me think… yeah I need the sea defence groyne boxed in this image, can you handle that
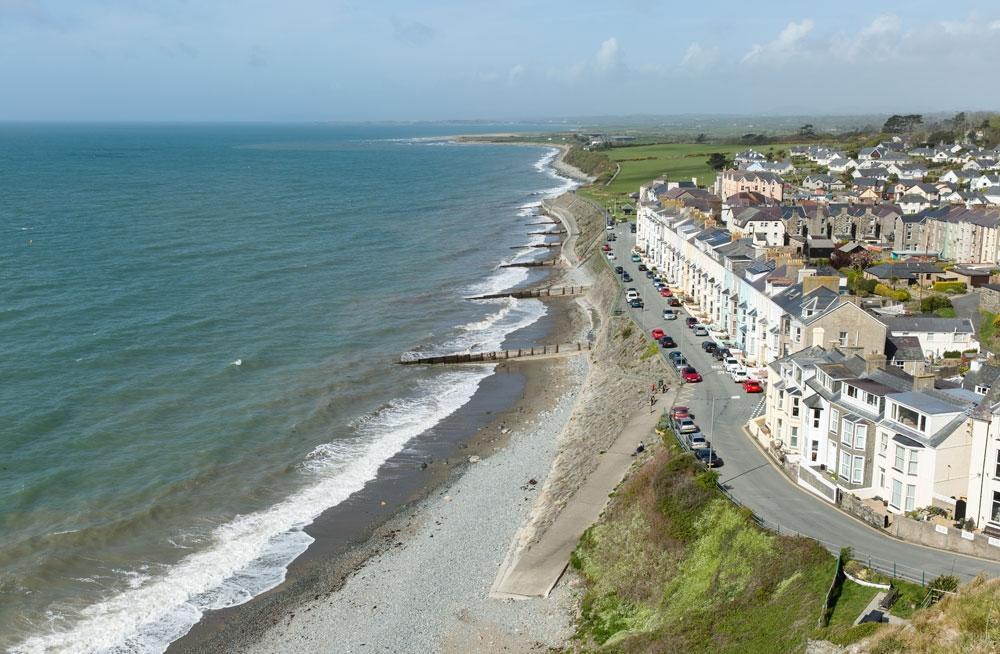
[466,285,589,301]
[499,260,556,268]
[399,341,592,365]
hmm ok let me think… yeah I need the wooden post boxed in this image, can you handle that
[555,344,559,353]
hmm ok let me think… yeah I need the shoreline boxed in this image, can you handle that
[169,146,592,653]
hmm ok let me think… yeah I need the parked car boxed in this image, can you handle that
[663,308,677,320]
[629,223,637,233]
[686,431,708,449]
[660,288,673,297]
[651,328,665,340]
[693,326,708,337]
[626,290,639,301]
[730,368,748,383]
[667,351,684,362]
[701,341,718,353]
[622,272,632,282]
[682,367,702,383]
[743,379,763,393]
[606,251,616,260]
[693,447,723,467]
[601,243,611,252]
[658,336,676,348]
[605,222,614,231]
[723,358,742,373]
[670,406,690,420]
[646,270,655,278]
[637,264,648,272]
[629,298,644,308]
[712,347,730,361]
[606,233,616,241]
[630,254,641,262]
[672,356,688,371]
[676,417,698,434]
[667,298,681,307]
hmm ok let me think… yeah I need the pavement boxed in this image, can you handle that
[606,221,1000,584]
[490,402,664,598]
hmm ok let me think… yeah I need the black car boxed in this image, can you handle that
[667,297,681,307]
[659,336,676,348]
[629,223,637,233]
[645,270,655,278]
[693,447,723,467]
[713,347,731,361]
[685,317,698,328]
[701,341,718,353]
[629,298,644,308]
[622,272,632,282]
[614,265,623,274]
[637,264,648,272]
[607,233,617,241]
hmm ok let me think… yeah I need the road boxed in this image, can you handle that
[606,221,1000,584]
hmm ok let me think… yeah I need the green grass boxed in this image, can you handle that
[980,310,998,351]
[640,342,659,360]
[827,580,880,627]
[570,438,839,652]
[888,578,929,620]
[934,307,958,318]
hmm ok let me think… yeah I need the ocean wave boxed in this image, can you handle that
[12,371,490,654]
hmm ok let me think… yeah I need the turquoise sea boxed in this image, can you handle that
[0,124,575,652]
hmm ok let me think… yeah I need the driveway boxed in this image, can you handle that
[606,222,1000,583]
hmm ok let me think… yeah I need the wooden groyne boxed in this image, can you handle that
[510,242,561,249]
[526,221,557,226]
[499,260,556,268]
[527,230,566,236]
[400,341,592,365]
[466,285,589,300]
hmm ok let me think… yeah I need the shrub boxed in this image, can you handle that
[920,294,953,313]
[942,350,962,359]
[932,281,967,294]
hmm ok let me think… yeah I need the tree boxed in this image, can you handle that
[695,133,707,143]
[799,124,816,138]
[952,112,967,128]
[707,153,728,171]
[883,114,923,134]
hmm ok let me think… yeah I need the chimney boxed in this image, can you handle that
[865,353,886,374]
[912,371,936,391]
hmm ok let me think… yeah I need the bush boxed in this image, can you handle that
[932,281,967,294]
[942,350,962,359]
[920,294,953,313]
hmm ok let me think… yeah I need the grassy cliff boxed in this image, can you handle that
[567,436,836,653]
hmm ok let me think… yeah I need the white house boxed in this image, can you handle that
[884,317,979,358]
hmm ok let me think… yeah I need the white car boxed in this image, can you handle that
[625,290,639,302]
[730,367,748,383]
[606,251,616,260]
[724,358,742,373]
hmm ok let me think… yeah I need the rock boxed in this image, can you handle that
[443,495,452,502]
[528,478,538,486]
[468,455,481,463]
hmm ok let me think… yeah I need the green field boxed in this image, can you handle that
[577,142,800,218]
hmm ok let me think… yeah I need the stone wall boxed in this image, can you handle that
[888,516,1000,562]
[839,492,888,530]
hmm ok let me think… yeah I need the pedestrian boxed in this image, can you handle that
[635,440,645,455]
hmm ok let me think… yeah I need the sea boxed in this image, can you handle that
[0,123,578,653]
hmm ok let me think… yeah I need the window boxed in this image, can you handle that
[865,392,879,408]
[908,450,919,476]
[790,426,799,448]
[852,455,865,484]
[794,326,801,343]
[830,409,840,434]
[847,385,858,399]
[879,432,888,455]
[905,484,916,512]
[792,398,800,417]
[892,479,903,508]
[854,424,867,450]
[812,409,822,429]
[841,419,853,446]
[840,451,851,480]
[976,385,991,395]
[992,491,1000,524]
[811,440,819,462]
[894,445,905,471]
[838,331,849,346]
[879,467,886,488]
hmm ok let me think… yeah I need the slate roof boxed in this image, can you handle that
[885,335,924,362]
[885,317,976,333]
[865,262,943,280]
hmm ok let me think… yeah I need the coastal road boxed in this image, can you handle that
[607,222,1000,584]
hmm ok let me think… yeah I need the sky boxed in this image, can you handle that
[2,0,1000,122]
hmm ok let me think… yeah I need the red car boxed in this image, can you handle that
[602,243,611,252]
[667,298,681,307]
[651,328,665,340]
[670,406,689,419]
[681,367,702,383]
[660,288,672,297]
[743,379,763,393]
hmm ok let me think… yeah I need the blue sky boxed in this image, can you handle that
[2,0,999,121]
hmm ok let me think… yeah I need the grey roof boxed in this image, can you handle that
[962,364,1000,392]
[773,284,841,324]
[844,378,896,397]
[892,432,925,449]
[887,391,965,415]
[885,316,975,334]
[885,335,924,362]
[865,262,943,279]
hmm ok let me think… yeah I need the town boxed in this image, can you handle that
[627,131,1000,557]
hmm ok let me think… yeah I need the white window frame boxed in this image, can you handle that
[854,424,868,450]
[905,484,916,512]
[830,408,840,434]
[852,455,865,484]
[908,449,919,476]
[894,444,905,472]
[891,479,903,509]
[839,450,851,480]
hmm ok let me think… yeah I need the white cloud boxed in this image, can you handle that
[507,64,524,84]
[835,14,902,62]
[742,19,814,65]
[595,37,620,71]
[679,42,719,74]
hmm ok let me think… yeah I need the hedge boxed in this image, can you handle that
[942,351,962,359]
[932,281,967,294]
[873,283,910,302]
